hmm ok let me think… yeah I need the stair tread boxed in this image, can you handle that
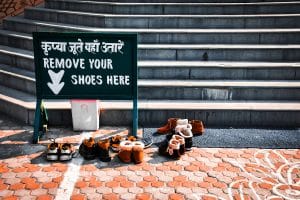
[1,85,299,110]
[46,0,300,6]
[1,43,300,68]
[2,62,300,87]
[26,7,300,18]
[6,17,300,33]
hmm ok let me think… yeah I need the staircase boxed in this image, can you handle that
[0,0,300,127]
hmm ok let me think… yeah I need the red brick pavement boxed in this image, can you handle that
[0,117,299,199]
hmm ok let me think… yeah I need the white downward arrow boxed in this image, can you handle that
[47,70,65,95]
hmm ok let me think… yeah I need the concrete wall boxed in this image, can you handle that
[0,0,43,23]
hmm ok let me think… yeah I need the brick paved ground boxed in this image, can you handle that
[0,0,43,23]
[0,115,299,200]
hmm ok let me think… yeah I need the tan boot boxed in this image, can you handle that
[190,120,205,135]
[132,141,145,164]
[157,118,178,134]
[118,141,133,163]
[167,139,181,160]
[172,135,185,155]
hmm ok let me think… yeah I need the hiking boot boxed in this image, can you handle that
[177,127,193,151]
[118,141,133,163]
[79,137,96,160]
[172,135,185,155]
[132,141,145,164]
[110,135,123,152]
[46,138,59,161]
[157,118,178,134]
[97,139,111,162]
[60,143,74,161]
[190,120,205,135]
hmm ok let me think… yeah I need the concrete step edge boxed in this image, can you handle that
[2,63,299,88]
[45,0,300,6]
[6,17,300,33]
[25,7,300,18]
[1,85,300,111]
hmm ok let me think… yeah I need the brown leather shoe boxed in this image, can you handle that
[190,120,205,135]
[157,118,179,134]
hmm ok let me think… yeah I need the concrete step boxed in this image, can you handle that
[0,85,299,127]
[2,24,300,48]
[24,7,300,28]
[2,63,300,101]
[45,0,300,15]
[0,64,35,95]
[139,61,300,80]
[87,0,300,3]
[1,44,299,80]
[0,45,33,71]
[138,44,300,61]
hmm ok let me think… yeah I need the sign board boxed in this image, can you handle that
[32,32,138,143]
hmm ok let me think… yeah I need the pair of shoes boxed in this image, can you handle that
[157,118,205,135]
[46,138,75,161]
[159,134,185,160]
[118,140,145,164]
[79,137,111,162]
[110,135,137,152]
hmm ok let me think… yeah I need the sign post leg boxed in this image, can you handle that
[33,99,42,144]
[132,98,138,138]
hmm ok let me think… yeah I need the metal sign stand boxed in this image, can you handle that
[32,32,138,144]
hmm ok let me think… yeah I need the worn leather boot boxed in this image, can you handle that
[157,118,179,134]
[190,120,205,135]
[97,139,111,162]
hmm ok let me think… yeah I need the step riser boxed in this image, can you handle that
[24,9,300,28]
[45,1,300,15]
[139,67,300,80]
[0,52,33,71]
[1,102,298,128]
[139,49,300,61]
[2,27,300,50]
[0,72,35,95]
[2,52,299,80]
[3,74,300,101]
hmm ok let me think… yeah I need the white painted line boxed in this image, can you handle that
[54,132,91,200]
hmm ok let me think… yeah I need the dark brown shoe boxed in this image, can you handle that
[190,120,205,135]
[157,118,179,134]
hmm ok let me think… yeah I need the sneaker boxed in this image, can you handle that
[79,137,96,160]
[141,136,153,149]
[60,143,74,161]
[97,139,111,162]
[46,138,59,161]
[110,135,123,152]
